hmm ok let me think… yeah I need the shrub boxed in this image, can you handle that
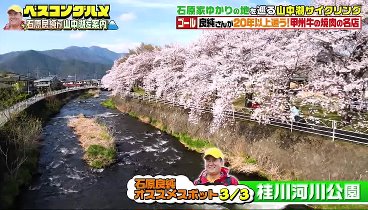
[85,145,116,169]
[101,98,116,109]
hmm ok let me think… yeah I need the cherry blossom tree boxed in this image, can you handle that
[102,0,368,131]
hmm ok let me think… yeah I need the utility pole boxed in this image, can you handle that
[36,66,39,79]
[27,71,30,94]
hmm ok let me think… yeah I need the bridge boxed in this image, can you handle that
[0,85,100,126]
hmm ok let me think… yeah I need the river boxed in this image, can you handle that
[17,91,298,209]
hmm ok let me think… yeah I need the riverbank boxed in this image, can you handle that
[129,110,213,153]
[0,90,88,209]
[101,98,116,109]
[112,95,368,181]
[79,89,100,99]
[0,115,41,209]
[68,114,116,169]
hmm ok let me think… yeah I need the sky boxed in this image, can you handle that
[0,0,310,54]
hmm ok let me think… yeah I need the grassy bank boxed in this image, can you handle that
[0,151,38,209]
[127,111,213,152]
[68,115,116,169]
[0,115,41,209]
[101,98,116,109]
[79,92,95,99]
[80,89,100,99]
[171,132,212,152]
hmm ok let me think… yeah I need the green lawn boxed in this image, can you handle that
[101,98,116,109]
[298,104,342,128]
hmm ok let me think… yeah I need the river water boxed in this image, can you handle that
[17,92,290,209]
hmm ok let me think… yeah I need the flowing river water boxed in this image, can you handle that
[17,92,301,209]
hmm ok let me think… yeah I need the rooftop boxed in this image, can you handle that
[34,76,58,83]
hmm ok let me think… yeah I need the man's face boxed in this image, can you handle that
[8,10,22,26]
[204,155,223,176]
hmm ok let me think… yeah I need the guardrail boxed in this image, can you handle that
[0,85,101,126]
[127,92,368,146]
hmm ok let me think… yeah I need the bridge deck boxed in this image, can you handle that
[0,86,100,126]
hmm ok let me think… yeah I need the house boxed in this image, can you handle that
[34,76,63,92]
[0,72,36,94]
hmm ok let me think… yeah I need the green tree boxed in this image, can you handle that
[0,87,28,112]
[128,42,158,55]
[117,42,159,65]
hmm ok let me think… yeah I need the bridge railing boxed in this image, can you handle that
[0,85,101,126]
[127,92,368,145]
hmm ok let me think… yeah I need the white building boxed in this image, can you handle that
[34,76,62,92]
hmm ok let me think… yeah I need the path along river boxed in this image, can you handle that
[17,92,298,209]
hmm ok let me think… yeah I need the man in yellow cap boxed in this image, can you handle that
[194,147,238,186]
[4,5,25,30]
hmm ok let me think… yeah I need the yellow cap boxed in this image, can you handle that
[204,147,224,160]
[7,5,22,13]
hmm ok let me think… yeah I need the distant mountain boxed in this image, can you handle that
[41,46,124,65]
[0,50,113,80]
[0,46,128,79]
[0,51,24,63]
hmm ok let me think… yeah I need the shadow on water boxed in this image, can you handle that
[17,92,311,210]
